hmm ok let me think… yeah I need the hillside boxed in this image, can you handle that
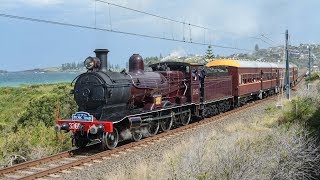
[144,44,320,68]
[228,44,320,67]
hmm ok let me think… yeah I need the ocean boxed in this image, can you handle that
[0,71,82,87]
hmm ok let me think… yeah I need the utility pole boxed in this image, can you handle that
[285,30,290,99]
[308,46,311,79]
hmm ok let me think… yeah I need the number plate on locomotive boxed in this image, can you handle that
[69,122,80,130]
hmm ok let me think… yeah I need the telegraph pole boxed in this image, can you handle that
[285,30,290,99]
[308,46,311,79]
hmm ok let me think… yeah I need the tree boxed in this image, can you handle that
[205,45,215,62]
[255,44,259,52]
[144,56,159,65]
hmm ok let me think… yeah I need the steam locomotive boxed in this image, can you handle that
[55,49,298,150]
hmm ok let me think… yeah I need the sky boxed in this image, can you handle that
[0,0,319,71]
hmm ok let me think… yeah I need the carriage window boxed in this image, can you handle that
[243,74,247,84]
[248,74,252,83]
[255,74,259,82]
[206,66,228,76]
[240,73,263,84]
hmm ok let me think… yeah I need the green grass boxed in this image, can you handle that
[0,83,76,167]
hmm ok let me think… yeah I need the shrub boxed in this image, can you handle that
[279,97,317,125]
[0,122,71,167]
[17,85,77,127]
[0,83,76,167]
[305,72,320,82]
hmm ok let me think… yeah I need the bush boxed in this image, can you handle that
[0,83,76,167]
[0,122,71,167]
[305,72,320,82]
[17,85,77,127]
[279,97,317,125]
[278,92,320,137]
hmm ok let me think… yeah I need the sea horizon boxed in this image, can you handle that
[0,71,82,87]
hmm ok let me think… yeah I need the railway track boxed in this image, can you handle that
[0,96,276,180]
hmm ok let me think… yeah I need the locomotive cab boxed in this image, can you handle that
[149,62,204,104]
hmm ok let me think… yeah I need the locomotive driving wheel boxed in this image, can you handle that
[147,121,159,137]
[202,107,211,118]
[101,128,119,150]
[180,110,191,126]
[132,130,142,142]
[160,112,174,132]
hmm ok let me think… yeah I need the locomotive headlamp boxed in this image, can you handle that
[84,57,101,70]
[97,124,104,133]
[61,122,69,131]
[54,124,61,132]
[89,125,98,134]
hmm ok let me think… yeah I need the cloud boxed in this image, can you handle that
[1,0,317,48]
[161,47,187,61]
[0,0,258,39]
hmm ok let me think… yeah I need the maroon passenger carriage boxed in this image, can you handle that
[206,59,298,106]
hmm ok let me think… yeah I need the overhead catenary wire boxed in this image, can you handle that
[1,0,282,51]
[249,36,274,46]
[94,0,278,45]
[0,13,252,51]
[94,0,210,30]
[260,34,276,44]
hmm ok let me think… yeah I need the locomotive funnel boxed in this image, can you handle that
[94,49,109,72]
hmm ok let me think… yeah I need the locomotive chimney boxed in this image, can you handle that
[129,54,144,73]
[94,49,109,72]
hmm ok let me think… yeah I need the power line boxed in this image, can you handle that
[94,0,269,42]
[249,36,274,46]
[0,13,252,51]
[94,0,209,30]
[260,34,276,44]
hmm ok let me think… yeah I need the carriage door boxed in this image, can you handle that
[190,66,200,103]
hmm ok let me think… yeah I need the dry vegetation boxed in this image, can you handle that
[109,81,320,180]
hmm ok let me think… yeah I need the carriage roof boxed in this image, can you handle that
[206,59,297,69]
